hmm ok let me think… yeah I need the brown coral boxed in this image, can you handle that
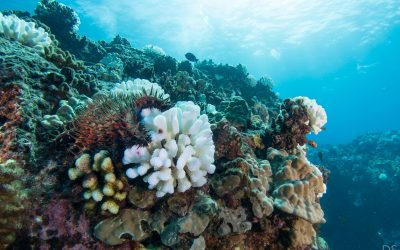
[263,98,311,152]
[213,119,243,161]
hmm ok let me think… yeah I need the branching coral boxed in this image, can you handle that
[123,101,215,197]
[68,151,127,214]
[0,160,28,249]
[0,12,51,54]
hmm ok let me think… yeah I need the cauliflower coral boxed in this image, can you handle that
[0,13,52,54]
[123,101,215,197]
[294,96,327,134]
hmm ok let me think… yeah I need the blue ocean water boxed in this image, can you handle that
[1,1,400,249]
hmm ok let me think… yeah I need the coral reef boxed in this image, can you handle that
[0,1,331,249]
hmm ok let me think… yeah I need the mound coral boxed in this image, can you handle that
[0,12,51,54]
[68,150,127,214]
[123,101,215,197]
[268,148,326,224]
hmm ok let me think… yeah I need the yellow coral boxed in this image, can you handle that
[68,150,127,214]
[0,160,28,249]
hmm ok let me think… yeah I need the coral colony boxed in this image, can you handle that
[0,1,330,249]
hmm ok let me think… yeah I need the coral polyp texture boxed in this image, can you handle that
[0,1,331,249]
[123,101,216,197]
[0,12,51,53]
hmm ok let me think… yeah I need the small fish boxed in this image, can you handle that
[185,52,198,62]
[318,152,324,163]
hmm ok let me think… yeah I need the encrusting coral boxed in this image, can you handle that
[0,12,52,54]
[68,150,127,214]
[123,101,216,197]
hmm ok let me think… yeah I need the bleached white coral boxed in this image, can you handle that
[143,44,166,57]
[111,78,170,99]
[0,13,51,54]
[123,101,216,197]
[294,96,327,135]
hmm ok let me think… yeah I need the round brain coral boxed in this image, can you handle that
[123,101,216,198]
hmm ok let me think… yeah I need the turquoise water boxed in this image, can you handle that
[2,0,400,144]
